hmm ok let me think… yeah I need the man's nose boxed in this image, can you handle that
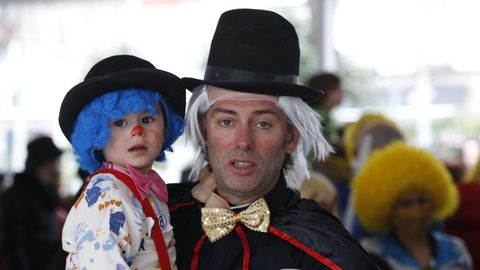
[131,125,144,136]
[236,125,252,150]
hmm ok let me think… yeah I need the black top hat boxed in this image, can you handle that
[25,136,63,170]
[59,55,186,141]
[182,8,322,100]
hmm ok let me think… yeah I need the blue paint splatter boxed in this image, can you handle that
[77,230,95,249]
[85,185,102,207]
[102,234,116,251]
[85,177,111,207]
[139,239,145,251]
[110,211,125,236]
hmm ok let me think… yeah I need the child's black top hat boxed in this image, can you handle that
[182,8,322,100]
[59,54,186,141]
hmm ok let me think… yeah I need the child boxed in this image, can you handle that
[58,55,185,270]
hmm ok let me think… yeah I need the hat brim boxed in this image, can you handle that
[183,77,322,101]
[59,68,185,141]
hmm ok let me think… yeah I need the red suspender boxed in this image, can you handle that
[235,225,250,270]
[269,226,342,270]
[189,227,250,270]
[90,168,171,270]
[190,234,207,270]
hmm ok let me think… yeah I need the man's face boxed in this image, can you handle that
[204,98,299,204]
[36,159,60,186]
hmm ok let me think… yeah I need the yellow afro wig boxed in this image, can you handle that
[352,141,459,232]
[343,112,403,165]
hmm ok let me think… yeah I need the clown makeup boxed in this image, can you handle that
[103,105,165,174]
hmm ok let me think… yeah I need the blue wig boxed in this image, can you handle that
[71,88,184,173]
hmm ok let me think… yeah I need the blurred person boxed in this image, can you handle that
[59,55,185,270]
[311,125,352,216]
[445,158,480,270]
[342,112,405,237]
[443,160,466,184]
[0,136,63,270]
[463,156,480,183]
[306,72,343,145]
[47,169,92,270]
[169,8,378,269]
[343,112,404,173]
[299,171,338,216]
[353,142,472,270]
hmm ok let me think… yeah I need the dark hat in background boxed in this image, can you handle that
[58,54,186,141]
[25,136,63,170]
[182,8,322,100]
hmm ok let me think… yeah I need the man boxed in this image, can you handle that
[169,8,378,269]
[0,136,63,270]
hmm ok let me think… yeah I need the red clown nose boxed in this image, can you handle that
[132,125,144,136]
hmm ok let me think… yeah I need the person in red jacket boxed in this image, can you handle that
[445,159,480,270]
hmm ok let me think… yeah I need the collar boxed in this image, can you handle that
[227,175,299,213]
[263,175,300,214]
[103,162,168,202]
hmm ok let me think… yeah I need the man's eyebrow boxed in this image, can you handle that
[211,107,281,119]
[252,109,280,117]
[210,107,237,115]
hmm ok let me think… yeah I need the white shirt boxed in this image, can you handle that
[62,172,176,270]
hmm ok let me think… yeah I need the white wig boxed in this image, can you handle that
[185,85,333,190]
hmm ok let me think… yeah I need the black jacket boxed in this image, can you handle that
[0,172,60,270]
[168,177,378,270]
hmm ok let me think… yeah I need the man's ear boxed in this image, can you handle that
[286,126,300,154]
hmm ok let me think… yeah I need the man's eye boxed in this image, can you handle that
[257,122,271,129]
[142,116,154,124]
[113,120,127,127]
[219,119,232,127]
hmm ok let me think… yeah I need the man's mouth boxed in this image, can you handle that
[233,161,254,168]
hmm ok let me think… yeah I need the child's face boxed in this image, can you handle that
[103,104,165,174]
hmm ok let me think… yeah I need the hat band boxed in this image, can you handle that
[204,66,299,84]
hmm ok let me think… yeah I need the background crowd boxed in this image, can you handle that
[0,1,479,270]
[0,72,477,269]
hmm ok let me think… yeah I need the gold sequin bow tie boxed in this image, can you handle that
[201,197,271,242]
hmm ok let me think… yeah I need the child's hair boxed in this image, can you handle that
[71,88,184,173]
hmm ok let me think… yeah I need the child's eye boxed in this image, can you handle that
[256,121,271,129]
[113,119,127,127]
[141,116,155,124]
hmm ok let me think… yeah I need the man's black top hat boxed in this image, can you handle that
[25,136,63,170]
[182,8,322,100]
[59,55,186,141]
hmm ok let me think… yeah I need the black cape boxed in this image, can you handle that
[168,177,378,270]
